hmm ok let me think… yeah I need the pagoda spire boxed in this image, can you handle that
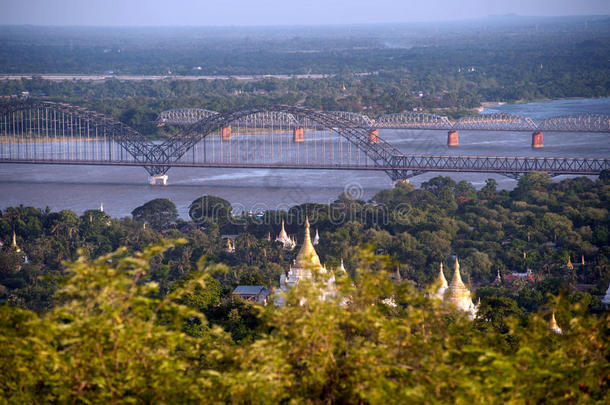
[438,262,448,289]
[450,257,466,290]
[394,266,402,282]
[295,216,322,270]
[549,310,562,334]
[494,268,502,284]
[12,230,21,252]
[446,257,476,316]
[435,262,448,299]
[567,256,574,270]
[276,218,295,249]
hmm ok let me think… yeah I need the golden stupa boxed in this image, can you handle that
[446,257,476,316]
[294,217,323,271]
[549,311,562,334]
[436,262,448,298]
[567,256,574,270]
[277,217,336,305]
[12,230,21,253]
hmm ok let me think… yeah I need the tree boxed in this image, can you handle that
[479,178,497,200]
[1,244,609,403]
[513,172,552,199]
[132,198,178,231]
[189,195,233,230]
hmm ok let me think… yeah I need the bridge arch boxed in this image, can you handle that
[1,101,608,181]
[151,105,403,176]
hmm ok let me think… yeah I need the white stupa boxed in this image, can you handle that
[275,219,296,250]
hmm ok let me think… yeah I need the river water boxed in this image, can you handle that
[0,98,608,218]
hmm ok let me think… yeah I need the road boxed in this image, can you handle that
[0,73,340,82]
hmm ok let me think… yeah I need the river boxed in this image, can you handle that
[0,98,608,218]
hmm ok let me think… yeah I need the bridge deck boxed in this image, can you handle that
[2,155,607,176]
[2,102,608,180]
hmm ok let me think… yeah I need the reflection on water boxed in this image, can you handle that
[0,98,609,218]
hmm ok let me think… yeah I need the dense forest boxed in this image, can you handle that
[2,172,609,316]
[1,172,609,402]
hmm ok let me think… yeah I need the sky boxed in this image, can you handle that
[1,0,609,26]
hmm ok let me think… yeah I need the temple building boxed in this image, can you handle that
[276,217,336,305]
[444,258,478,318]
[275,219,296,250]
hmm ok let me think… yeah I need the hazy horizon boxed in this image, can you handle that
[2,0,609,27]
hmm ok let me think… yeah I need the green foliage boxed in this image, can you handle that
[1,244,608,403]
[131,198,178,231]
[189,195,234,231]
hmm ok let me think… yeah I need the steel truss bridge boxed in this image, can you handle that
[157,108,610,132]
[1,101,608,183]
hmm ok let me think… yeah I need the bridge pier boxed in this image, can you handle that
[447,130,459,147]
[149,174,168,186]
[532,131,544,149]
[221,126,232,141]
[369,129,379,144]
[293,127,304,143]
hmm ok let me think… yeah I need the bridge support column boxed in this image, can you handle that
[221,126,232,141]
[531,131,544,149]
[149,175,168,186]
[369,129,379,144]
[447,130,459,147]
[293,127,304,143]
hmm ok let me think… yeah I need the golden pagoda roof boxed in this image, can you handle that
[450,257,466,291]
[438,262,448,289]
[447,257,474,312]
[549,311,562,334]
[12,230,21,253]
[295,217,322,270]
[567,256,573,270]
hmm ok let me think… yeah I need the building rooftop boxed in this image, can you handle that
[233,285,268,295]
